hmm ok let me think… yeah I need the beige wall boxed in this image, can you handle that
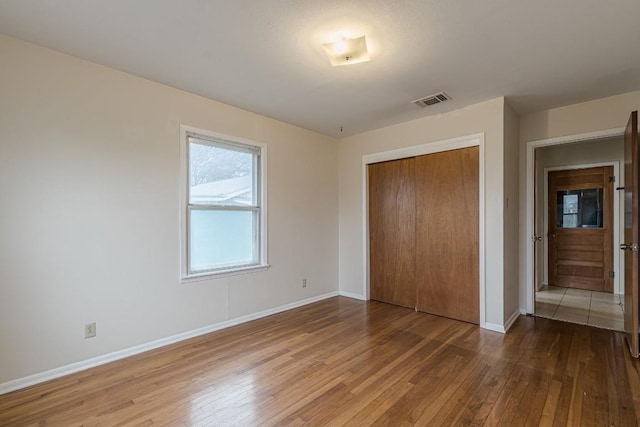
[338,97,513,328]
[503,101,520,321]
[519,91,640,309]
[534,138,624,292]
[0,36,339,385]
[520,91,640,143]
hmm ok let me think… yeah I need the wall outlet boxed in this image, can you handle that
[84,322,96,339]
[302,278,307,288]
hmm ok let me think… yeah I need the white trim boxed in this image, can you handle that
[178,124,269,282]
[339,290,366,301]
[363,133,482,165]
[362,161,370,301]
[503,309,521,332]
[179,264,271,284]
[542,162,621,294]
[483,322,507,333]
[0,291,339,396]
[528,128,625,149]
[485,309,520,334]
[479,136,486,329]
[361,133,487,328]
[524,127,625,314]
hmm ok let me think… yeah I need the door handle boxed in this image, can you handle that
[532,235,543,242]
[620,243,639,252]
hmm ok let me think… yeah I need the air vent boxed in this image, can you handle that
[412,92,451,108]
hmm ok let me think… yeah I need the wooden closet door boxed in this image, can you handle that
[415,147,479,324]
[368,158,416,309]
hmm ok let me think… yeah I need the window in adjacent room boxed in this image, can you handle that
[180,126,267,280]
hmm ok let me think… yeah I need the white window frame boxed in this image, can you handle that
[179,125,268,283]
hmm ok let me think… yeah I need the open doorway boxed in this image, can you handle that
[532,137,624,330]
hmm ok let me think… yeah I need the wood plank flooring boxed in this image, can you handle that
[1,297,639,426]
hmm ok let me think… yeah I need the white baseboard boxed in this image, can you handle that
[481,322,506,333]
[481,309,521,334]
[503,309,521,332]
[339,290,366,301]
[0,291,340,396]
[536,282,548,292]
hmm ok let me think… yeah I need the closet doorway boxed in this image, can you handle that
[368,146,479,324]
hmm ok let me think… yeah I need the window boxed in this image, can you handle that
[556,188,603,228]
[180,126,267,280]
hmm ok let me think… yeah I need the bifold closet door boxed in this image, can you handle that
[415,147,479,324]
[368,158,416,309]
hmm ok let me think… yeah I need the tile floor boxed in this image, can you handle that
[535,285,624,331]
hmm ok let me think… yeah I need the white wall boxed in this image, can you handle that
[0,35,339,386]
[534,137,624,292]
[338,97,509,328]
[519,90,640,310]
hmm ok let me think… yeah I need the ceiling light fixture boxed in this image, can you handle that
[322,35,370,67]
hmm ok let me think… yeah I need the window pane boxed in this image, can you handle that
[556,188,603,228]
[189,141,254,206]
[189,209,257,272]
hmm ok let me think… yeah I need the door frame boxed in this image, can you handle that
[362,133,486,326]
[524,128,625,314]
[542,162,621,294]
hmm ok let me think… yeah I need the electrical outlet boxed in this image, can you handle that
[302,278,307,288]
[84,322,96,339]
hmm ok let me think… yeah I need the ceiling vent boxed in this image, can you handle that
[412,92,451,108]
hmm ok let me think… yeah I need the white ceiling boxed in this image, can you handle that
[1,0,639,138]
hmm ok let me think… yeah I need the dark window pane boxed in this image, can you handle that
[556,188,603,228]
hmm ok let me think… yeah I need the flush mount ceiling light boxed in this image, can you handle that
[322,35,370,66]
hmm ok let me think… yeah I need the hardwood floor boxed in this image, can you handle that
[1,297,639,426]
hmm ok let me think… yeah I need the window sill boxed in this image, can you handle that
[180,264,270,284]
